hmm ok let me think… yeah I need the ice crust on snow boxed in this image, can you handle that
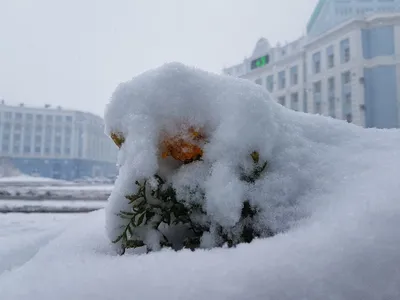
[1,63,400,299]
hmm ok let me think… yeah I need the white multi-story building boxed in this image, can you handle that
[223,0,400,129]
[0,102,117,179]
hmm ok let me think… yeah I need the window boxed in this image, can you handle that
[35,135,42,144]
[4,112,12,120]
[328,77,335,92]
[55,147,61,154]
[35,146,41,153]
[23,146,31,154]
[312,52,321,74]
[290,66,298,85]
[313,81,322,114]
[2,145,9,152]
[46,115,53,122]
[45,125,53,133]
[26,114,33,121]
[15,113,22,120]
[35,125,43,133]
[13,134,21,143]
[327,45,334,68]
[290,93,299,111]
[66,116,73,122]
[278,71,286,89]
[328,96,335,118]
[64,147,71,155]
[303,90,308,113]
[55,136,62,145]
[36,114,43,122]
[343,92,352,121]
[14,124,22,131]
[328,77,335,117]
[340,38,350,63]
[4,123,11,131]
[56,115,63,122]
[278,96,286,106]
[266,75,274,92]
[13,146,20,153]
[313,81,321,94]
[314,102,322,114]
[344,93,351,105]
[342,71,351,84]
[45,147,51,154]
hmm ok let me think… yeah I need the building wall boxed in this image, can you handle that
[307,0,400,37]
[364,65,399,128]
[223,13,400,129]
[305,24,367,126]
[10,157,116,180]
[0,103,118,179]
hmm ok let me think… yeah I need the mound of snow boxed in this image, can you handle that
[1,63,399,299]
[104,62,400,253]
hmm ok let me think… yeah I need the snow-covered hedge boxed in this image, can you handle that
[105,63,288,253]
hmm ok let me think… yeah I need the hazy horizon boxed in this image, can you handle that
[0,0,318,117]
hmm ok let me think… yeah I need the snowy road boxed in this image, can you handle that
[0,213,81,275]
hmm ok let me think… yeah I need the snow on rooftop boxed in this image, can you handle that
[0,63,400,299]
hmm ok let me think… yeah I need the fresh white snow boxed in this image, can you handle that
[0,200,105,210]
[0,175,68,184]
[0,213,79,275]
[36,185,114,191]
[0,63,399,299]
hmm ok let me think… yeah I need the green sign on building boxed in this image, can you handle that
[251,55,269,70]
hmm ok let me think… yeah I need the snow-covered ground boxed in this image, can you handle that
[0,200,105,213]
[0,63,399,299]
[0,175,69,185]
[0,213,80,276]
[0,183,113,200]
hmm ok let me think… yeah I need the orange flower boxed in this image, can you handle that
[111,132,125,148]
[161,126,205,163]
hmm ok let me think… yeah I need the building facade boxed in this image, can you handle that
[223,1,400,129]
[0,102,118,180]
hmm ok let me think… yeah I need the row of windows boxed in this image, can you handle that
[276,89,353,123]
[256,39,351,91]
[312,38,350,75]
[256,66,300,92]
[2,123,73,134]
[277,92,301,111]
[0,111,73,122]
[1,145,72,156]
[311,72,354,121]
[335,6,399,16]
[2,133,72,148]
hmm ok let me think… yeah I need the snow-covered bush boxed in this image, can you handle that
[104,62,318,253]
[105,63,285,253]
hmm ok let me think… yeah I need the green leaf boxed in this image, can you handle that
[145,211,156,224]
[137,212,146,225]
[127,224,134,235]
[126,239,145,248]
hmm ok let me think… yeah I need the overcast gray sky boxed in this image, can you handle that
[0,0,318,117]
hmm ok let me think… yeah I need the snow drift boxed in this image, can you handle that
[0,63,400,299]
